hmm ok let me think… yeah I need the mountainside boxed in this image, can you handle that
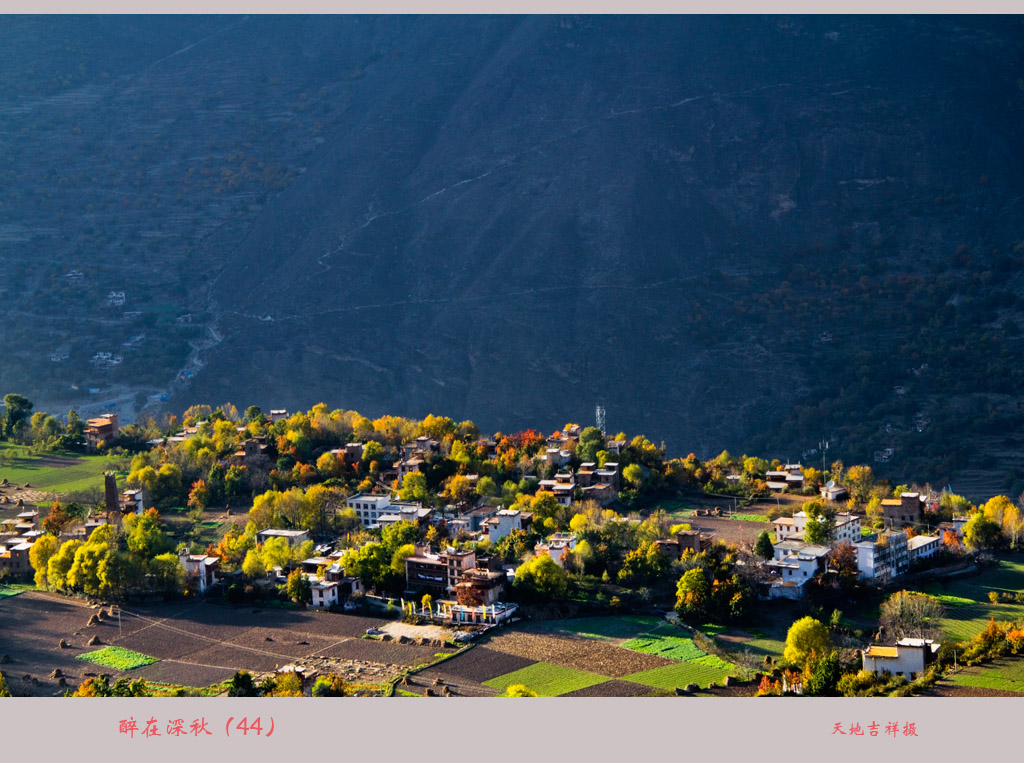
[3,16,1024,497]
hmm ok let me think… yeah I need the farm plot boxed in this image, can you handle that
[132,660,235,690]
[420,646,535,683]
[943,657,1024,695]
[483,630,673,677]
[622,633,706,661]
[0,447,113,496]
[922,558,1024,641]
[622,658,735,691]
[527,615,661,641]
[77,646,158,670]
[317,637,445,667]
[483,662,608,696]
[560,679,653,697]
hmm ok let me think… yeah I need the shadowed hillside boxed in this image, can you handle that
[2,16,1024,497]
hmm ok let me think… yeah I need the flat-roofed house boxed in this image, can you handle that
[85,414,119,450]
[863,638,940,680]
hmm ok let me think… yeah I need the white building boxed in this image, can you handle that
[311,580,339,609]
[256,528,310,546]
[854,530,909,580]
[534,532,577,568]
[862,638,940,680]
[482,509,522,544]
[345,493,394,528]
[179,553,219,594]
[907,534,941,562]
[833,512,862,544]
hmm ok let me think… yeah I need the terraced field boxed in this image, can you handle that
[941,657,1024,695]
[483,662,608,696]
[0,447,115,496]
[923,557,1024,641]
[419,615,744,697]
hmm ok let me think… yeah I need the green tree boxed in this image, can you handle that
[475,475,498,497]
[576,426,605,464]
[803,650,841,697]
[341,542,393,590]
[513,555,568,600]
[286,568,312,603]
[783,616,830,668]
[0,671,11,697]
[29,535,60,589]
[2,393,33,440]
[47,539,82,591]
[963,512,1002,550]
[674,567,710,622]
[228,670,259,697]
[124,511,171,559]
[622,463,645,489]
[242,548,266,579]
[754,531,774,560]
[399,472,429,502]
[148,552,186,593]
[802,501,836,546]
[390,543,416,576]
[381,521,420,555]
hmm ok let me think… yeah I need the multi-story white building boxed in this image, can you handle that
[854,530,909,580]
[345,493,395,528]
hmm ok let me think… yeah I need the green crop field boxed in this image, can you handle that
[0,446,117,495]
[483,662,608,696]
[946,657,1024,694]
[0,583,33,599]
[622,634,706,661]
[921,557,1024,641]
[77,646,159,670]
[530,615,661,641]
[622,660,735,691]
[730,514,769,523]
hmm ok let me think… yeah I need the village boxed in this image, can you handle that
[0,400,1020,698]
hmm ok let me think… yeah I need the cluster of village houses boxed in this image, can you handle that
[0,415,960,675]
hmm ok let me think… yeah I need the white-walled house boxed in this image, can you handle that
[854,530,909,580]
[766,543,830,599]
[863,638,940,679]
[482,509,522,544]
[311,580,339,609]
[345,493,394,528]
[907,534,941,562]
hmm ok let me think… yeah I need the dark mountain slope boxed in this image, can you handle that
[2,16,1023,495]
[187,16,1024,492]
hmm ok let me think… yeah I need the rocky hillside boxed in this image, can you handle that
[2,16,1024,496]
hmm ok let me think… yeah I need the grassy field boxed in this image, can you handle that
[945,657,1024,694]
[730,513,769,523]
[529,615,662,641]
[622,633,706,661]
[0,445,117,495]
[0,583,34,599]
[622,660,734,690]
[77,646,159,670]
[483,662,608,696]
[922,557,1024,641]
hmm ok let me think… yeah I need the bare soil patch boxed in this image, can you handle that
[483,630,675,678]
[561,679,653,697]
[379,621,452,642]
[427,646,536,683]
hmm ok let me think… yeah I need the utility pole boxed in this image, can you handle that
[819,438,829,476]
